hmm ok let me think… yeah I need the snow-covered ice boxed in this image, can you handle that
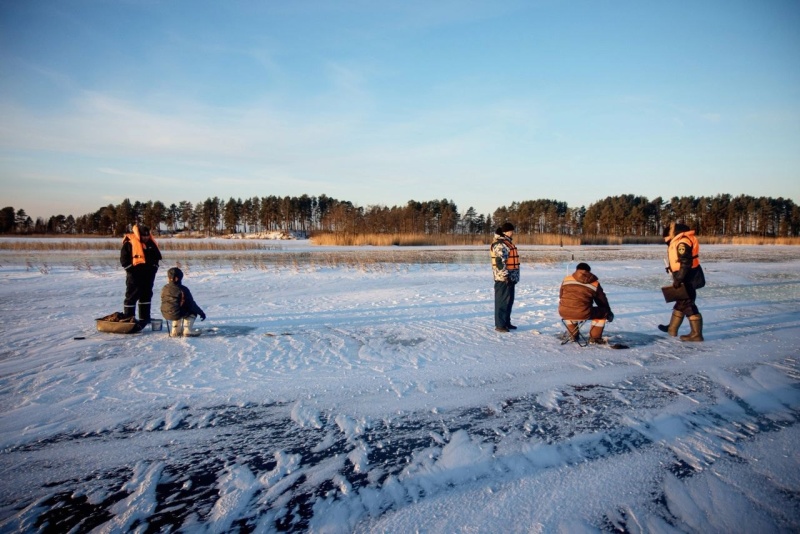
[1,241,798,532]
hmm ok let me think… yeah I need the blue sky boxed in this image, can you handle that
[1,0,798,220]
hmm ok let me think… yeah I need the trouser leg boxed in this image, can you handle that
[506,282,516,327]
[589,320,606,344]
[138,269,155,324]
[494,281,511,328]
[138,302,151,324]
[123,272,139,318]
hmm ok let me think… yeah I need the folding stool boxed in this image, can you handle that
[561,319,589,347]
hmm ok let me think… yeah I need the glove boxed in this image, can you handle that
[672,280,682,289]
[607,311,614,323]
[664,267,671,274]
[200,312,206,321]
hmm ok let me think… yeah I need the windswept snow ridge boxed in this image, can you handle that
[0,244,798,532]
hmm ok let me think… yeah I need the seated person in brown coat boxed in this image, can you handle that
[558,262,614,344]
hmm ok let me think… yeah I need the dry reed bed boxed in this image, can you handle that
[3,233,800,251]
[310,233,588,246]
[307,233,800,246]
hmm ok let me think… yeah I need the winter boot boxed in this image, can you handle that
[588,324,606,344]
[138,302,151,325]
[658,310,684,336]
[680,314,704,342]
[123,304,136,319]
[169,319,184,337]
[182,315,200,337]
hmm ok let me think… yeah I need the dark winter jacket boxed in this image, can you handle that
[558,268,611,320]
[160,281,205,321]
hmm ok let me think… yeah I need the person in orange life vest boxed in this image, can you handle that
[558,263,614,344]
[120,224,162,324]
[658,222,706,342]
[491,222,520,332]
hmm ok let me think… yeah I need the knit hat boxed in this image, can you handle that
[576,262,591,272]
[500,222,515,232]
[167,267,183,281]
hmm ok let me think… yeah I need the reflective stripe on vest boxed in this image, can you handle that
[561,276,598,292]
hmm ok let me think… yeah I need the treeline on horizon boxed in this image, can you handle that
[1,193,799,239]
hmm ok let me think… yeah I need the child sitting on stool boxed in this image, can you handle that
[160,267,206,337]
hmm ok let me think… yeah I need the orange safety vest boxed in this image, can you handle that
[123,227,159,267]
[491,236,519,271]
[668,230,700,272]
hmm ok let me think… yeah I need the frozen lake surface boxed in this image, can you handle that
[1,243,799,532]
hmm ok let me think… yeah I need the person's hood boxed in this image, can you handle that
[573,269,598,284]
[664,222,691,243]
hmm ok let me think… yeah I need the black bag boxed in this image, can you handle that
[692,265,706,289]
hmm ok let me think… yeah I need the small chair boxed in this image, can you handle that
[561,319,588,347]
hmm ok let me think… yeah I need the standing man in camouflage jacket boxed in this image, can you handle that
[491,222,520,332]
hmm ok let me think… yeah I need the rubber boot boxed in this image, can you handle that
[680,314,704,342]
[138,302,151,325]
[658,310,684,336]
[123,304,136,319]
[588,324,606,344]
[169,319,184,337]
[182,315,200,337]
